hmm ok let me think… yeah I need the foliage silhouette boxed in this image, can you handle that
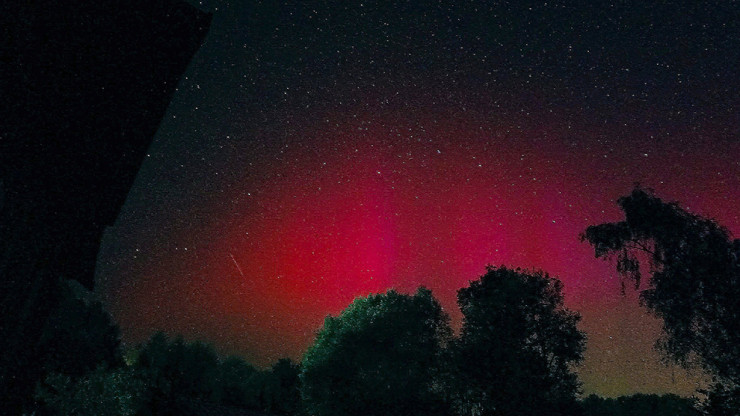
[134,332,222,415]
[38,279,123,378]
[580,393,699,416]
[17,278,124,415]
[701,383,740,416]
[582,188,740,395]
[263,358,302,415]
[127,332,301,415]
[449,266,586,416]
[35,365,144,416]
[218,356,259,409]
[1,278,123,414]
[300,288,452,416]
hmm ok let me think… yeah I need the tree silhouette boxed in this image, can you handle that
[35,365,144,416]
[38,279,123,378]
[218,356,259,409]
[580,393,699,416]
[582,187,740,390]
[449,266,586,416]
[125,331,306,415]
[1,278,123,414]
[262,358,302,415]
[134,332,222,416]
[702,383,740,416]
[300,288,452,416]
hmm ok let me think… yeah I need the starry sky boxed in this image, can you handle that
[96,0,739,397]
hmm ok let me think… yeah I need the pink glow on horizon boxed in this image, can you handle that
[106,104,739,396]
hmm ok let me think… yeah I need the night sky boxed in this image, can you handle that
[96,0,739,397]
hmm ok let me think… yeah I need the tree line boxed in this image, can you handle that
[36,330,301,415]
[19,186,740,415]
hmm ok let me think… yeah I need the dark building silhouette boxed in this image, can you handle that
[0,0,211,411]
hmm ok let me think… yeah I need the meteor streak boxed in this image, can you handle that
[229,252,244,277]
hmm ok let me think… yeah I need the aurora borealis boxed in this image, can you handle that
[96,0,739,398]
